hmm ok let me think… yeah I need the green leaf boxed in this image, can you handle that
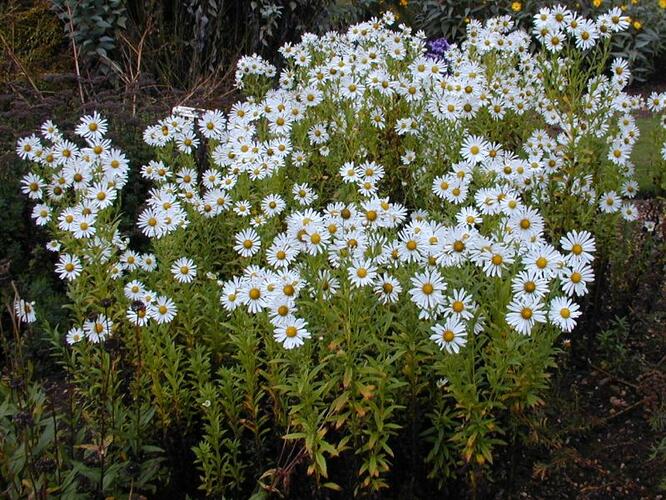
[315,452,328,477]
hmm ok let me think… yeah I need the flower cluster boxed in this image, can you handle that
[17,9,659,353]
[14,8,666,495]
[234,53,277,89]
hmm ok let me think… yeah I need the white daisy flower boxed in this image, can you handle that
[127,303,150,327]
[373,273,402,304]
[561,263,594,297]
[621,202,638,222]
[84,314,112,343]
[55,254,83,281]
[171,257,198,284]
[14,298,36,324]
[560,230,595,266]
[234,228,261,258]
[149,296,178,324]
[444,288,476,321]
[76,112,108,140]
[139,253,158,271]
[240,278,269,314]
[548,296,581,332]
[66,327,85,345]
[274,317,311,349]
[409,269,446,312]
[511,269,549,300]
[124,280,146,300]
[348,258,378,288]
[21,173,46,200]
[430,317,467,353]
[506,297,546,335]
[31,204,51,226]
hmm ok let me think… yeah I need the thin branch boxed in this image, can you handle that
[589,363,639,390]
[64,3,86,106]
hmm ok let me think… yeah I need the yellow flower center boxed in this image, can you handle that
[524,281,536,293]
[571,272,582,283]
[536,257,548,269]
[560,308,571,319]
[249,288,261,300]
[492,254,503,266]
[520,308,533,320]
[286,326,298,338]
[452,301,464,313]
[356,268,368,279]
[422,283,434,295]
[572,244,583,255]
[443,330,455,342]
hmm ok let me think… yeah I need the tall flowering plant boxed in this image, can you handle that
[13,6,665,497]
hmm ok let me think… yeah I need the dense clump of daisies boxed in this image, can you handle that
[131,7,656,351]
[16,113,170,340]
[14,6,665,494]
[16,7,662,348]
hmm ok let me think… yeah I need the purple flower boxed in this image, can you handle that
[427,37,451,59]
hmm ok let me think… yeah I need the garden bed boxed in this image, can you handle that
[2,4,665,499]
